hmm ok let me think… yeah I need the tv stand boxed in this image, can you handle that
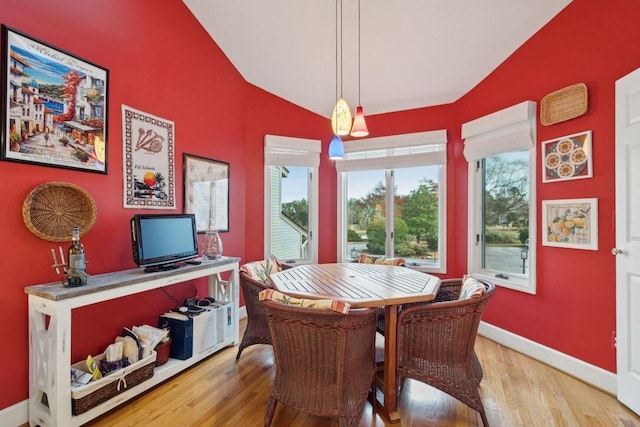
[25,256,240,427]
[143,262,186,273]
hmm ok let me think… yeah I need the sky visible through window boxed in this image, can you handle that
[281,166,439,203]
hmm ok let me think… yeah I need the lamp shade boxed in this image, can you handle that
[328,134,344,160]
[331,98,352,136]
[350,105,369,137]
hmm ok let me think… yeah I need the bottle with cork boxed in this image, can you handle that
[66,225,88,287]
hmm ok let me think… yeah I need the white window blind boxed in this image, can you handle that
[462,101,536,161]
[335,130,447,172]
[265,135,321,167]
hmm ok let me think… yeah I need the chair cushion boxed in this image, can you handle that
[458,275,486,300]
[259,289,351,314]
[355,254,406,266]
[240,258,282,286]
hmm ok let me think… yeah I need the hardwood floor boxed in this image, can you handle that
[82,319,640,427]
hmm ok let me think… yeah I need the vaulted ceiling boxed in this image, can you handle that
[184,0,572,118]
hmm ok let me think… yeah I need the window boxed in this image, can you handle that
[463,101,537,294]
[336,130,447,273]
[264,135,320,264]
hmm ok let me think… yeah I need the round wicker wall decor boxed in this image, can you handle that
[22,182,97,242]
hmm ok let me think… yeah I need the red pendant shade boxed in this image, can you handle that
[350,105,369,137]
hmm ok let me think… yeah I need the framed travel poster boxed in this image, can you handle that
[1,25,108,173]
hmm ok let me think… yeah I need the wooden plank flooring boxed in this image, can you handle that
[79,319,639,427]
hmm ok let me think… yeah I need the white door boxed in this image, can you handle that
[615,68,640,415]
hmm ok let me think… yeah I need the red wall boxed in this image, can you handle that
[452,0,640,373]
[243,84,336,264]
[0,0,324,409]
[2,0,639,413]
[338,0,640,376]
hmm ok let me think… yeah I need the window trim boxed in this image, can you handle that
[336,130,448,274]
[463,101,537,294]
[264,135,320,264]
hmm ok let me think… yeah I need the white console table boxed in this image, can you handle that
[25,256,240,427]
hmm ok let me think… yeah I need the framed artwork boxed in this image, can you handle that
[1,25,108,173]
[183,153,229,233]
[122,105,175,209]
[542,198,598,250]
[541,130,592,183]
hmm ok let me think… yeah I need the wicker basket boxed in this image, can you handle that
[71,351,156,415]
[540,83,588,126]
[22,181,97,242]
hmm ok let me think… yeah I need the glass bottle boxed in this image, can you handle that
[67,226,87,286]
[202,229,223,260]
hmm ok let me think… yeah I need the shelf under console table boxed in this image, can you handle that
[25,256,240,427]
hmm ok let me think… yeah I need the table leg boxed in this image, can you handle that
[376,304,401,423]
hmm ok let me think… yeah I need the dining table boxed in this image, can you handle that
[269,262,441,423]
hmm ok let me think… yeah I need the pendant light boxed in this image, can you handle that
[332,99,352,136]
[350,0,369,137]
[329,0,345,159]
[331,0,351,137]
[328,134,344,159]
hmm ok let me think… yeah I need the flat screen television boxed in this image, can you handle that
[131,213,199,272]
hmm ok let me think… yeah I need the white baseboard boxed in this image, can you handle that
[1,317,615,427]
[479,321,617,395]
[0,400,27,427]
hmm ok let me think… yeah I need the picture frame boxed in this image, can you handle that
[122,105,176,209]
[542,198,598,250]
[183,153,229,233]
[1,25,108,173]
[541,130,592,183]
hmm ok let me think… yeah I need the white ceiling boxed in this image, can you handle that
[184,0,572,118]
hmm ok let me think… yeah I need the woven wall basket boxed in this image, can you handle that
[540,83,588,126]
[22,182,97,242]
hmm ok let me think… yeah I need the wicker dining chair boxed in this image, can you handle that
[236,260,290,360]
[263,300,378,427]
[397,277,496,427]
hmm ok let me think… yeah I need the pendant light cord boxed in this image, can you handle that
[358,0,361,105]
[336,0,339,105]
[340,0,344,99]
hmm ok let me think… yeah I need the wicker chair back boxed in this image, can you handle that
[263,301,377,427]
[397,278,496,426]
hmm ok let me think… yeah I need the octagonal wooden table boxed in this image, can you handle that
[270,262,441,423]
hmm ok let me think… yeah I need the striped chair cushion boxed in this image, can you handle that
[240,258,282,286]
[458,275,486,300]
[355,254,406,266]
[259,289,351,314]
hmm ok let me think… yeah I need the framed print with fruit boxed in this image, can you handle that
[541,130,592,183]
[542,198,598,250]
[1,25,108,173]
[122,104,175,209]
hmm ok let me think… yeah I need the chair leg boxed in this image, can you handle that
[235,343,245,360]
[472,351,484,382]
[264,395,278,427]
[339,407,364,427]
[480,410,490,427]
